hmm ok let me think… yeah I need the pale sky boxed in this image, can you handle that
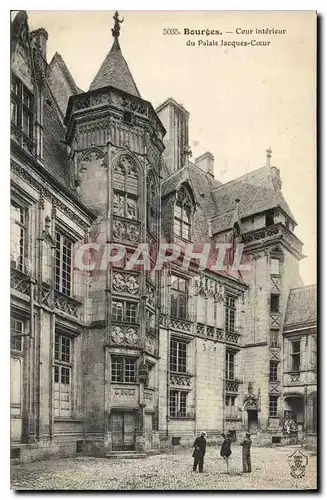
[26,10,317,285]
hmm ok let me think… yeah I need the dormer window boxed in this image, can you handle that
[11,73,34,151]
[265,210,275,227]
[173,186,193,241]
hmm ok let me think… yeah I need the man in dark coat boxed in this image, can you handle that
[220,432,232,473]
[192,431,207,472]
[240,432,252,473]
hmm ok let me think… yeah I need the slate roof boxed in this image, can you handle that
[47,52,82,117]
[211,165,296,234]
[42,85,75,191]
[89,38,141,96]
[284,285,317,328]
[161,161,221,217]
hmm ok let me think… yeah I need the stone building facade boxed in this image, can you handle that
[10,11,317,462]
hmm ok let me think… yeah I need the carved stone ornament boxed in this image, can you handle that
[138,360,149,384]
[111,325,139,346]
[112,272,140,295]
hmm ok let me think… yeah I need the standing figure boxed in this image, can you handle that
[192,431,207,473]
[220,432,232,473]
[240,432,252,473]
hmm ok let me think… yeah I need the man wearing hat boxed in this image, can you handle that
[240,432,252,473]
[192,431,207,472]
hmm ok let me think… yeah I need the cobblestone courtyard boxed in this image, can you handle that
[11,446,317,491]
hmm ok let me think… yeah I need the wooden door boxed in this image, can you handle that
[112,412,136,451]
[248,409,259,433]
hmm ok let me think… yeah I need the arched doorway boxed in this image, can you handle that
[283,395,304,425]
[244,398,259,433]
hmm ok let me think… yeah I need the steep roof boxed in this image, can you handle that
[47,52,82,117]
[211,165,296,234]
[284,285,317,329]
[42,84,76,194]
[162,161,221,213]
[89,38,140,96]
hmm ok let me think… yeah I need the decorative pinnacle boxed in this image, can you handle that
[266,147,272,166]
[182,145,192,166]
[112,11,124,38]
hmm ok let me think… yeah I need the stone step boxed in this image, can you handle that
[106,451,147,459]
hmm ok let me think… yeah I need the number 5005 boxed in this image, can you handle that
[163,28,181,35]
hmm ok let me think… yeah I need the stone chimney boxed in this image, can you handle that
[156,98,189,173]
[195,152,214,177]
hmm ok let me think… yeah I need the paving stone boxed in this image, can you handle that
[11,446,317,491]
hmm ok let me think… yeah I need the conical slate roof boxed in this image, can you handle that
[89,37,141,97]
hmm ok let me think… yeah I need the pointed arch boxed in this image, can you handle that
[112,152,142,222]
[173,182,196,241]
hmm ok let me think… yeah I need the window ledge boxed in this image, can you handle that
[54,418,84,423]
[111,382,138,386]
[169,417,195,421]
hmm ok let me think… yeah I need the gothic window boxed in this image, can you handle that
[55,231,73,296]
[269,396,278,417]
[113,156,139,220]
[10,199,27,272]
[269,361,278,382]
[291,340,301,372]
[112,300,137,324]
[11,73,33,139]
[169,390,187,418]
[225,295,236,333]
[171,276,189,319]
[173,186,193,241]
[111,356,136,383]
[53,333,72,418]
[225,350,235,380]
[170,339,187,373]
[11,318,24,352]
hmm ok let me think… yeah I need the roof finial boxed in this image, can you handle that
[266,147,272,166]
[112,11,124,39]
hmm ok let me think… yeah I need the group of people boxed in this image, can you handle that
[192,431,252,474]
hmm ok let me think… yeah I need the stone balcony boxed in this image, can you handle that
[54,290,82,319]
[196,323,224,341]
[170,372,193,389]
[283,370,317,387]
[10,267,33,298]
[225,330,241,345]
[242,223,303,257]
[169,316,193,334]
[225,379,241,394]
